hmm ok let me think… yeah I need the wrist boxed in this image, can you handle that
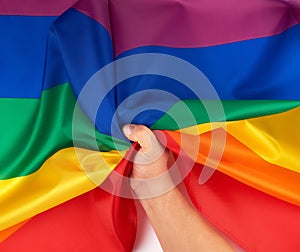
[130,171,176,199]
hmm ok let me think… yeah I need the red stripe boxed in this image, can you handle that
[0,188,136,252]
[184,163,300,251]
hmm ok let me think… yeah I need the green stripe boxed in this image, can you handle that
[0,83,129,180]
[151,100,300,130]
[2,85,299,180]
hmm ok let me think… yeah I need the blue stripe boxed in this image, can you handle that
[0,15,57,98]
[119,23,300,100]
[0,10,113,98]
[46,9,116,137]
[45,9,114,93]
[2,13,299,101]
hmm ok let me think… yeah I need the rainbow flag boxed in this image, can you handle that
[1,0,300,251]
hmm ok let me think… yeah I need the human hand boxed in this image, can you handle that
[122,124,174,197]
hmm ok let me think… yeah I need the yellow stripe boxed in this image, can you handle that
[180,106,300,173]
[0,147,123,231]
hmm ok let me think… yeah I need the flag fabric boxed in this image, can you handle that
[1,0,300,251]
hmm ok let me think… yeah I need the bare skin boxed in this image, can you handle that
[122,124,234,252]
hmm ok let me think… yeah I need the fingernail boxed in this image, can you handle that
[122,124,133,137]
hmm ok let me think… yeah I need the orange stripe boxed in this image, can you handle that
[164,129,300,206]
[0,219,29,243]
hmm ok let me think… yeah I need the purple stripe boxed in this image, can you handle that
[0,0,77,16]
[109,0,299,56]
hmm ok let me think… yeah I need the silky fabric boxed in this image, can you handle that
[152,99,300,130]
[44,8,300,138]
[2,109,300,232]
[179,106,300,173]
[2,86,298,180]
[0,84,128,180]
[0,147,123,230]
[0,189,136,252]
[0,220,29,243]
[184,162,300,252]
[163,129,300,206]
[2,100,300,232]
[2,138,300,251]
[110,0,299,55]
[1,0,77,16]
[1,0,300,251]
[0,145,137,251]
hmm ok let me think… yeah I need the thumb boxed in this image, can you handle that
[122,124,166,165]
[122,124,154,153]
